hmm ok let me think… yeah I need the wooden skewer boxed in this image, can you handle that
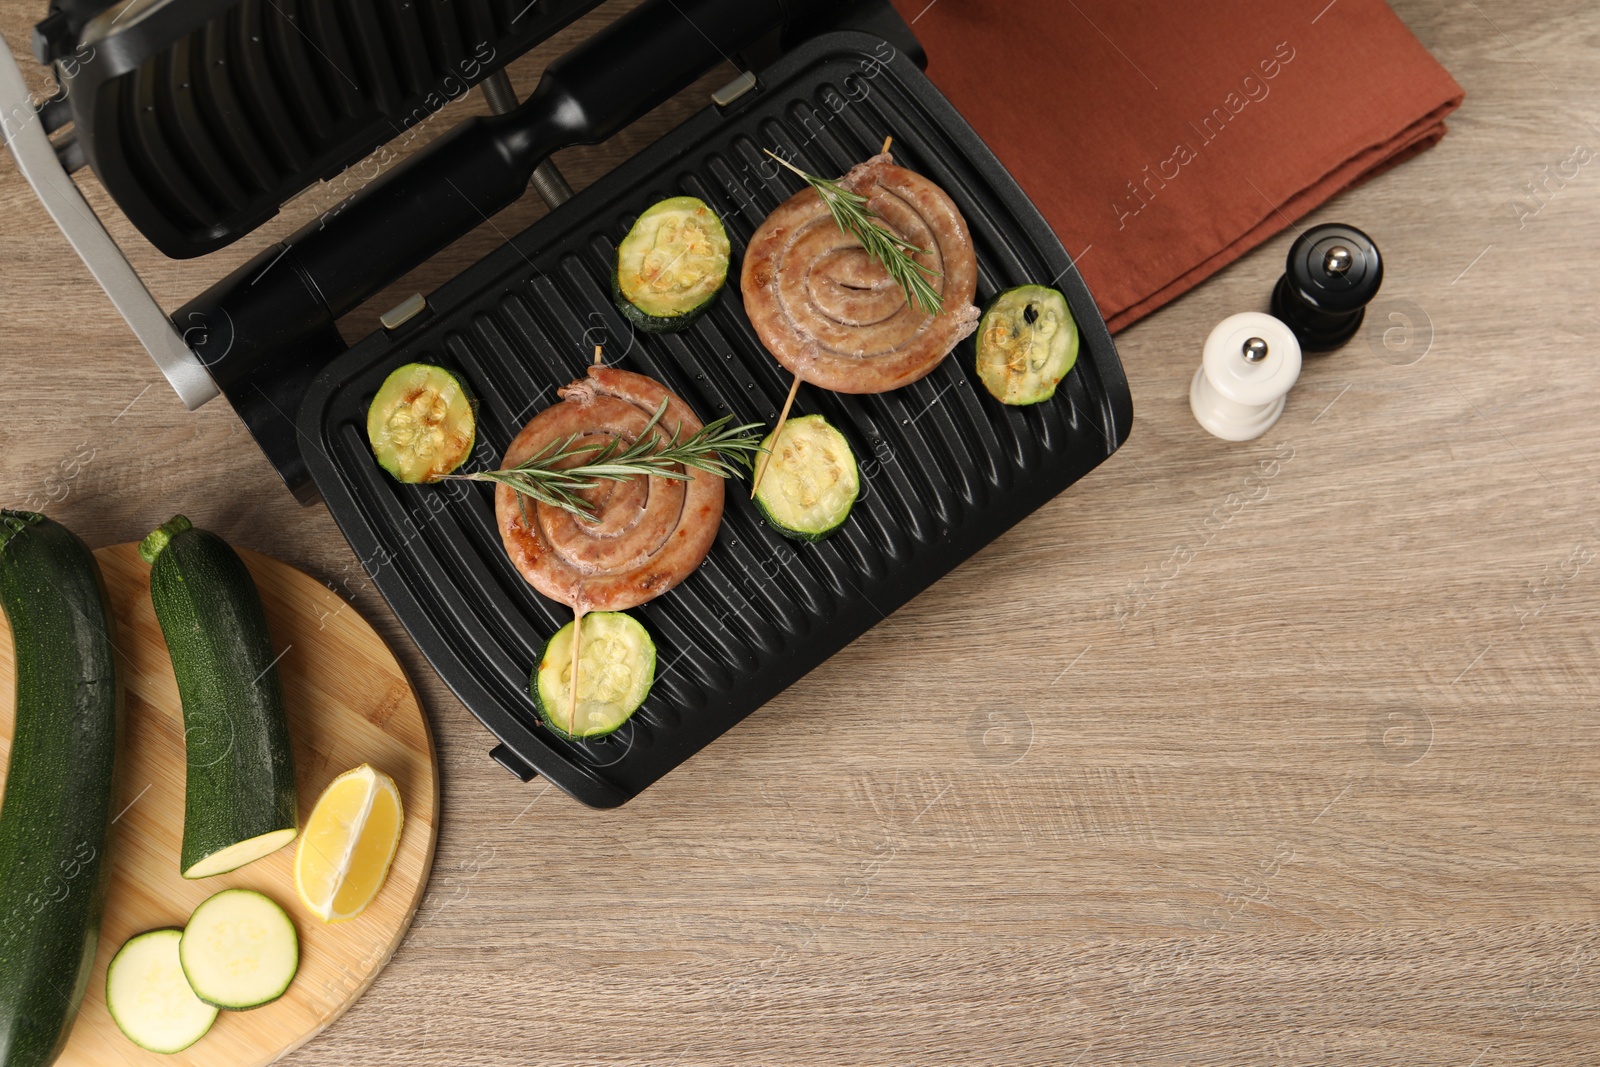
[750,373,802,499]
[563,344,606,739]
[881,135,893,155]
[568,607,585,738]
[751,136,892,501]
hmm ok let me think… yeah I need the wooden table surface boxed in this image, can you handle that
[3,2,1597,1064]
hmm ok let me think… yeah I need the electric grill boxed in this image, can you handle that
[3,0,1132,805]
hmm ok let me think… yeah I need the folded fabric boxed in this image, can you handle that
[891,0,1464,332]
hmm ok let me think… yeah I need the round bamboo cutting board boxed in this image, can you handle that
[0,542,439,1067]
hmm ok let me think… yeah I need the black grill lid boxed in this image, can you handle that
[45,0,608,258]
[297,31,1132,806]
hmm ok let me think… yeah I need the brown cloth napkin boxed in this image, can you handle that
[890,0,1463,332]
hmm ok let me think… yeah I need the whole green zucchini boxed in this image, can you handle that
[0,511,122,1067]
[140,516,297,879]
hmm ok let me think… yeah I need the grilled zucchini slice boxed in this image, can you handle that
[366,362,476,483]
[753,414,859,542]
[976,285,1079,405]
[533,613,656,740]
[612,196,730,332]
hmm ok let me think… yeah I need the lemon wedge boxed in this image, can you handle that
[294,764,404,923]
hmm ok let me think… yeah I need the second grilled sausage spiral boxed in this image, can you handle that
[741,152,981,394]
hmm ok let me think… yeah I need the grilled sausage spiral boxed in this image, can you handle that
[495,366,724,613]
[741,153,981,393]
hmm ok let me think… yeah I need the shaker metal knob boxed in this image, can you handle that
[1190,312,1302,441]
[1270,223,1383,352]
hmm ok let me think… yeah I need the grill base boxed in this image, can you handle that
[298,31,1132,806]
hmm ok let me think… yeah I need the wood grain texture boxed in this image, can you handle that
[0,544,438,1066]
[2,0,1599,1063]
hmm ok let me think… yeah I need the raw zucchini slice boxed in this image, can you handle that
[366,362,476,483]
[612,196,730,333]
[976,285,1079,406]
[753,415,859,542]
[182,831,299,880]
[178,889,299,1011]
[532,613,655,740]
[107,929,218,1054]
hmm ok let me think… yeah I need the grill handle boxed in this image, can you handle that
[178,0,813,499]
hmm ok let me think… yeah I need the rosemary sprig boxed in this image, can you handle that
[453,399,765,522]
[764,149,945,316]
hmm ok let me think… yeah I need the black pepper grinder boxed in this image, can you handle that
[1270,223,1383,352]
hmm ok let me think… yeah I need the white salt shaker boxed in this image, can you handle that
[1189,312,1302,441]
